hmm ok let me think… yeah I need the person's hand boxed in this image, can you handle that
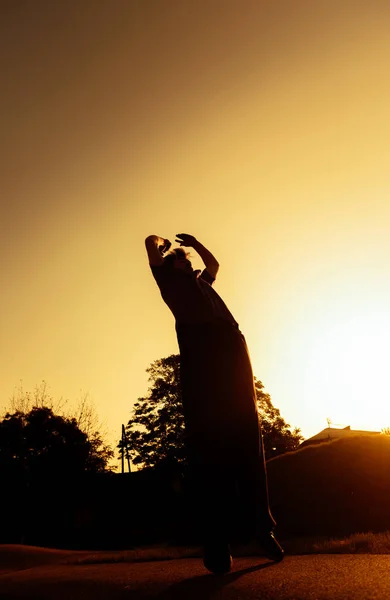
[175,233,197,247]
[159,238,172,255]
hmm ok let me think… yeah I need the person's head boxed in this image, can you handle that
[164,247,193,272]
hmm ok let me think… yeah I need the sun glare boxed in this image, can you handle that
[304,311,390,431]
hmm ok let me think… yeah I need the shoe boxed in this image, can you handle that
[203,542,233,574]
[257,531,284,561]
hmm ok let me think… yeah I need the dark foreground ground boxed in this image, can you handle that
[1,548,390,600]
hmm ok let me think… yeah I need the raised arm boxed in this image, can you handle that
[145,235,171,266]
[175,233,219,279]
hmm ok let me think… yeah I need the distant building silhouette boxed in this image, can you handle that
[300,425,381,448]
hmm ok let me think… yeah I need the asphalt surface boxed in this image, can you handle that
[1,555,390,599]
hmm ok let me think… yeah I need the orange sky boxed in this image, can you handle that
[2,1,390,467]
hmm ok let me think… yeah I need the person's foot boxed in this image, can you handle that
[257,531,284,561]
[203,542,233,574]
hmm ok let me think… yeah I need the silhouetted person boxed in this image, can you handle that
[145,233,284,573]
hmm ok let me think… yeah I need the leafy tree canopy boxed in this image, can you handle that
[124,354,303,469]
[0,383,114,478]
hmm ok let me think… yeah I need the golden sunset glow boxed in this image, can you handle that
[2,2,390,462]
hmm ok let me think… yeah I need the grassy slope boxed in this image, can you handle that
[266,434,390,538]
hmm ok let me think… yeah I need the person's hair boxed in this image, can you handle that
[164,247,191,266]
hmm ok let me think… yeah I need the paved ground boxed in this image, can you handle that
[1,554,390,599]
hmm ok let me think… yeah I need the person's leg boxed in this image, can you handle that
[236,461,274,533]
[235,453,283,560]
[231,403,284,560]
[189,461,233,574]
[178,325,233,572]
[225,330,284,560]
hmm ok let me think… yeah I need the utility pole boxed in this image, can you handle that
[121,424,131,473]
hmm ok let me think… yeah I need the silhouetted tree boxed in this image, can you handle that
[124,354,303,469]
[254,379,304,458]
[0,406,114,479]
[3,381,114,475]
